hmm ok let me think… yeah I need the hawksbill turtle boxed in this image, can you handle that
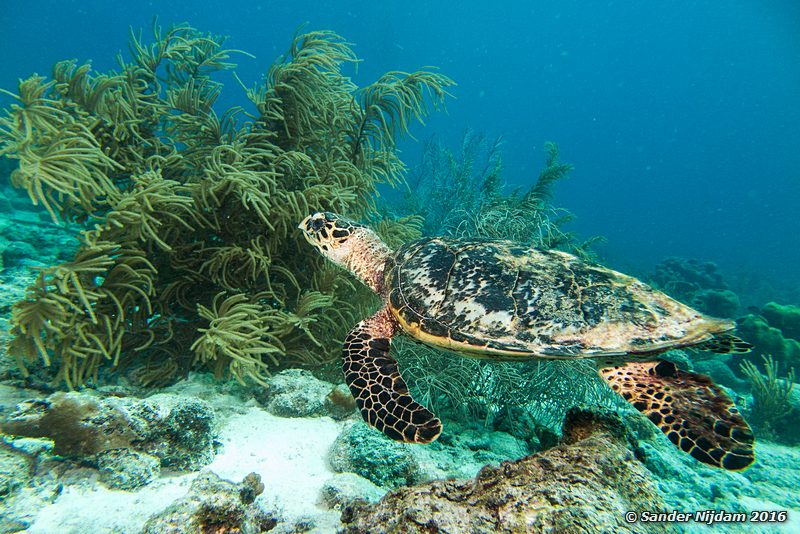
[299,212,755,470]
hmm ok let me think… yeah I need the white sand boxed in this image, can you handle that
[25,475,195,534]
[24,404,345,533]
[207,407,343,522]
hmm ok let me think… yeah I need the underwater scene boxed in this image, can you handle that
[0,1,798,533]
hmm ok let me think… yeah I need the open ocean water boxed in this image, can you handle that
[0,1,798,533]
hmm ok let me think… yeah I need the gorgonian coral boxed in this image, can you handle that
[0,23,453,387]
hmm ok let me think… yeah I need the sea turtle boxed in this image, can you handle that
[299,212,755,470]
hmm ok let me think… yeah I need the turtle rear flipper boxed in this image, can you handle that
[343,308,442,444]
[599,360,755,470]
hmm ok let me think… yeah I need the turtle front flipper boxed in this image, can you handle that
[696,333,752,354]
[343,308,442,443]
[599,360,755,470]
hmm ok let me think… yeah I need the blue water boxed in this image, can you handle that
[1,3,799,529]
[1,0,798,287]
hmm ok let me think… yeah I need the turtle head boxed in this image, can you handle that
[299,212,391,294]
[299,212,364,264]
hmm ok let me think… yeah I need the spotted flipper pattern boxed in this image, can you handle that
[696,333,752,354]
[343,308,442,443]
[599,360,755,470]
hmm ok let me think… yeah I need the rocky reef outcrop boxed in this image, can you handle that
[329,421,423,489]
[737,302,800,371]
[0,390,217,489]
[255,369,356,420]
[341,409,666,533]
[142,471,276,534]
[651,257,740,318]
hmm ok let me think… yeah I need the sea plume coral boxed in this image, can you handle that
[0,23,453,388]
[740,354,795,438]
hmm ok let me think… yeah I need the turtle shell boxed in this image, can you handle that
[384,237,732,359]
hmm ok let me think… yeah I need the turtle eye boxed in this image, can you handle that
[310,218,325,231]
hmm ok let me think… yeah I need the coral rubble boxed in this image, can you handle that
[319,472,385,511]
[96,448,160,490]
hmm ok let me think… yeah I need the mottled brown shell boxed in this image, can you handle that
[384,237,733,359]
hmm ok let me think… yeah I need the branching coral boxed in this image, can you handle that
[373,214,424,250]
[0,23,453,388]
[8,241,156,388]
[191,293,284,385]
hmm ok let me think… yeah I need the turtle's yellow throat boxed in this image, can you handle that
[341,228,392,295]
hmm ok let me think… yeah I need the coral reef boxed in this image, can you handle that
[395,336,618,441]
[324,383,357,420]
[141,470,276,534]
[0,439,57,533]
[736,304,800,372]
[382,138,616,442]
[0,167,79,275]
[1,392,138,456]
[403,130,503,237]
[2,367,792,532]
[692,358,749,391]
[319,473,385,511]
[651,257,740,318]
[341,409,666,533]
[693,288,741,319]
[0,24,453,388]
[131,394,217,470]
[0,441,32,501]
[1,390,217,472]
[760,301,800,341]
[1,242,35,271]
[631,416,800,524]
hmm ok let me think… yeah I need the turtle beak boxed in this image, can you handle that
[298,215,312,232]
